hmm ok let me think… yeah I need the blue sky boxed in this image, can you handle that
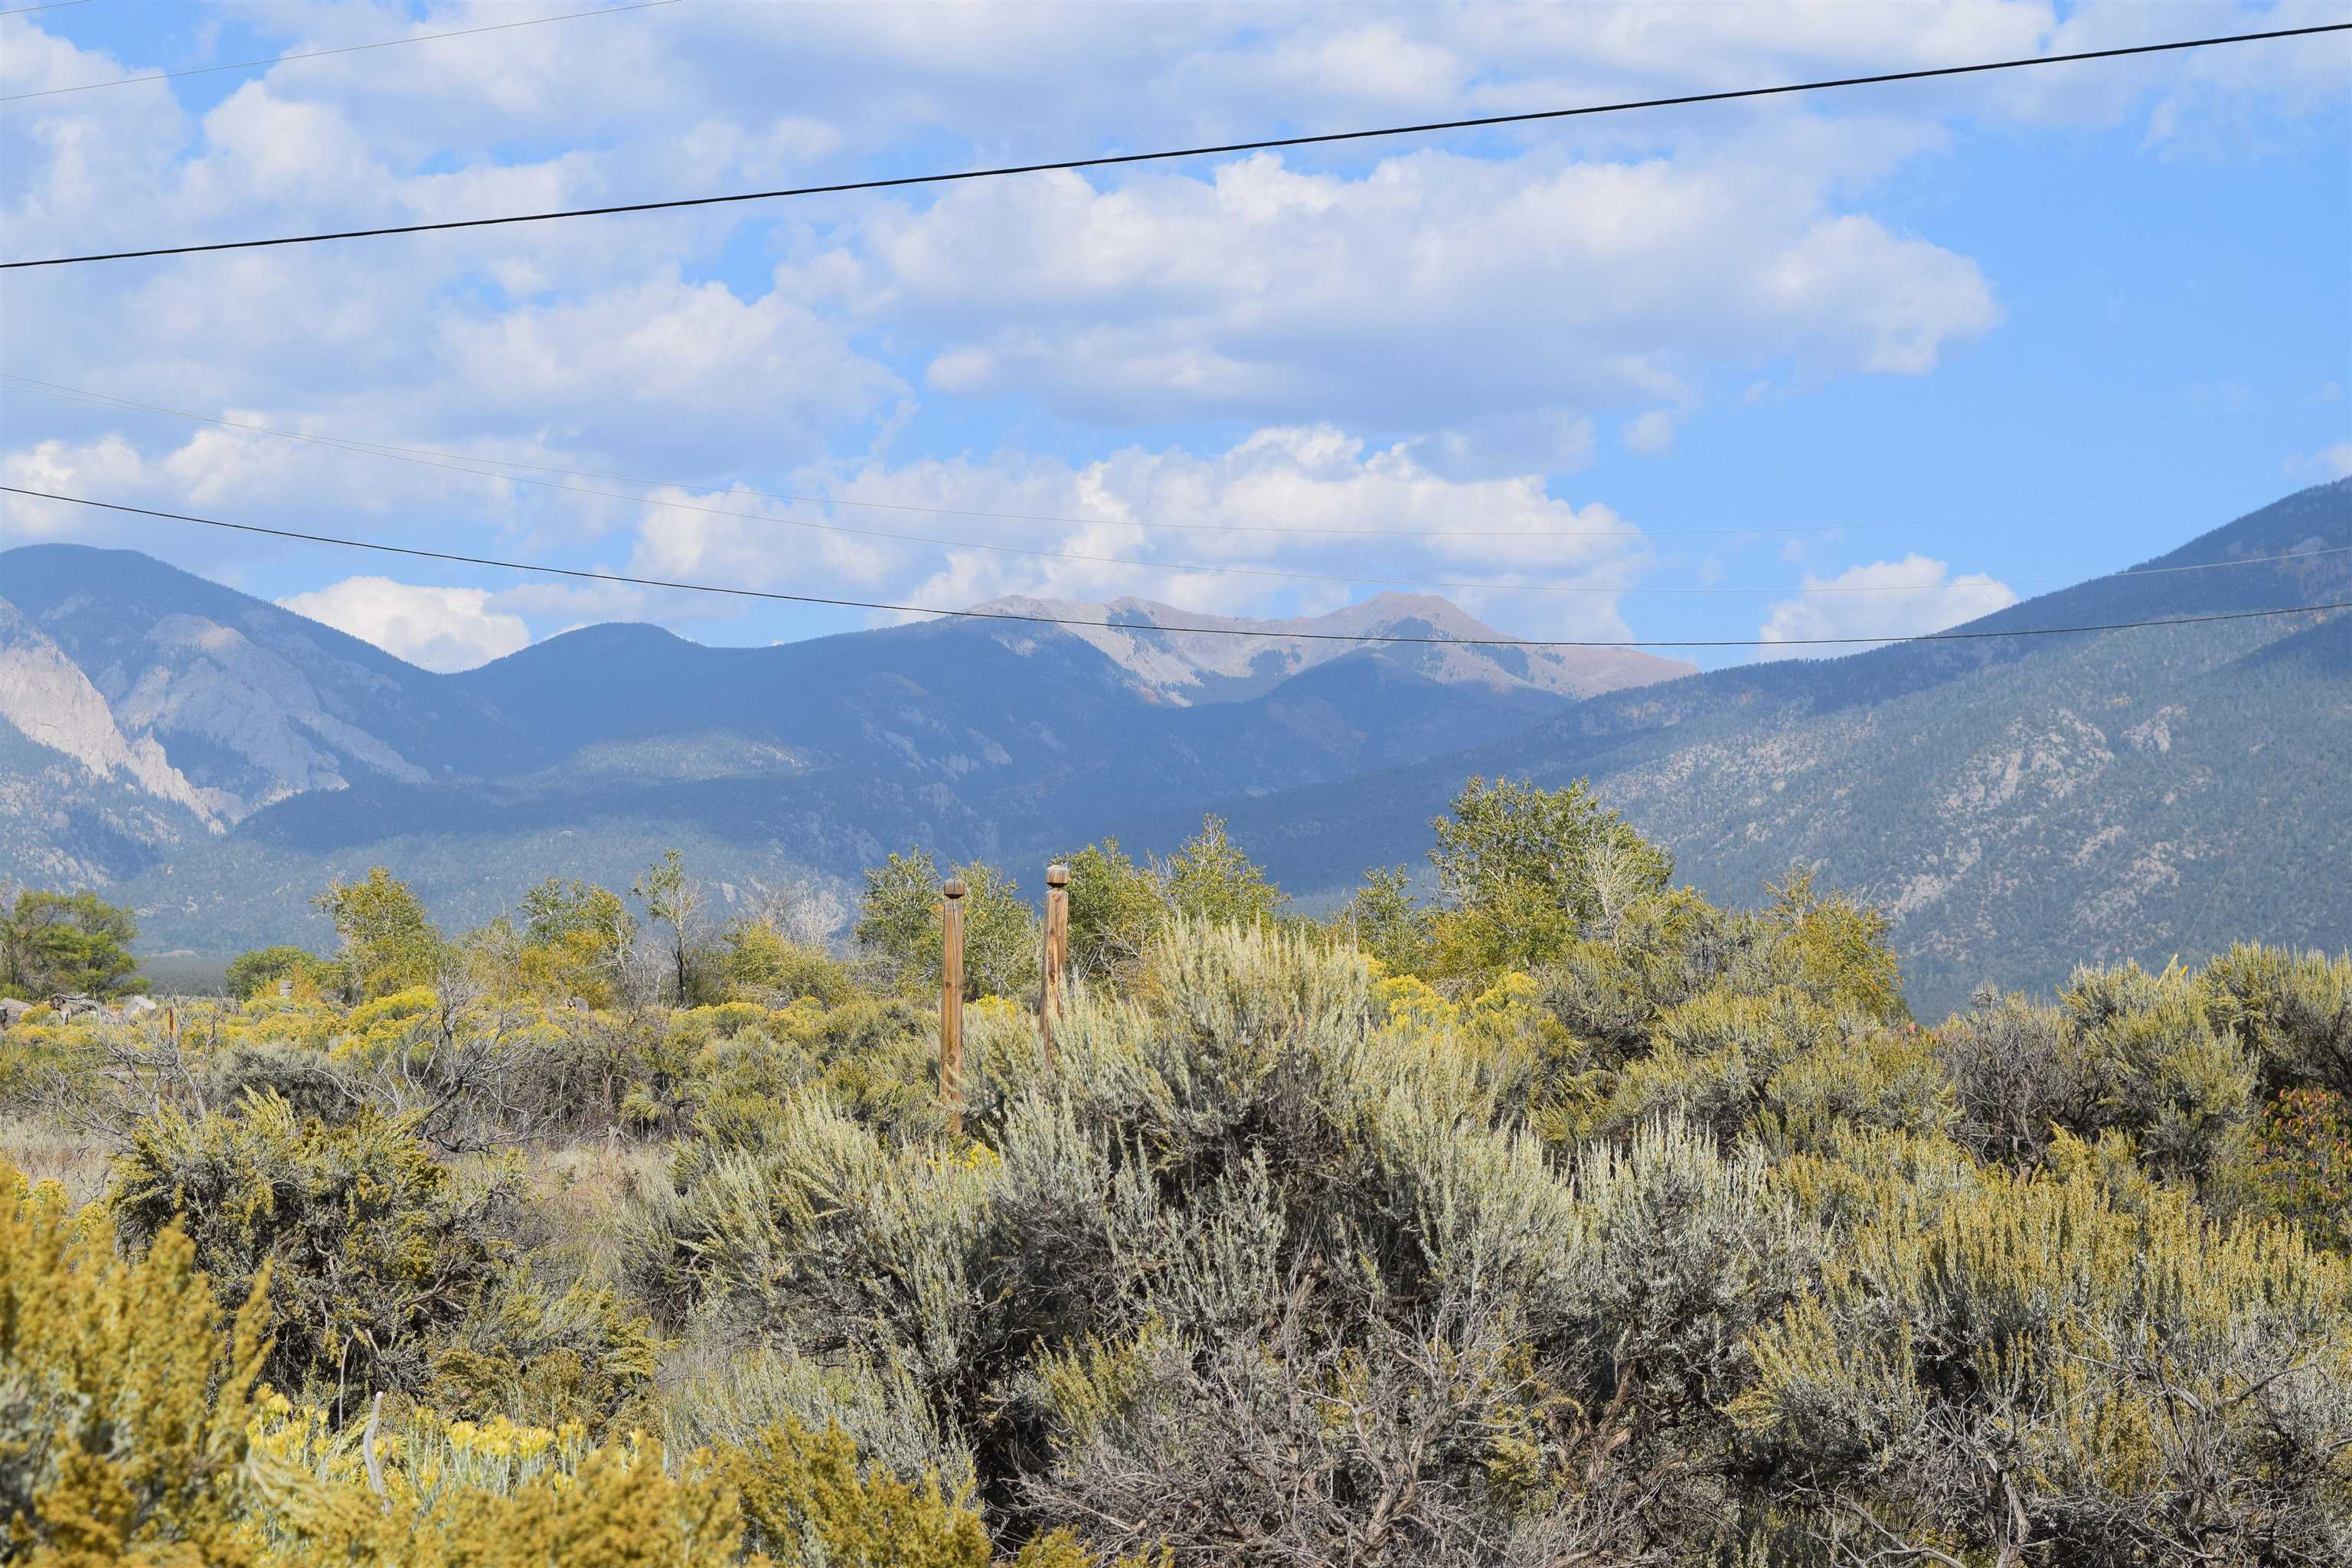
[2,0,2347,672]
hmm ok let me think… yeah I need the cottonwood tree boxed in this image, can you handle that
[1336,865,1431,975]
[633,851,708,1006]
[224,944,336,1002]
[1155,815,1287,926]
[1426,776,1671,975]
[1,888,145,998]
[1054,838,1168,982]
[855,849,1039,1000]
[520,877,638,1007]
[313,868,442,1001]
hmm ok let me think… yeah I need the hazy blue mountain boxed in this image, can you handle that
[10,483,2342,1014]
[1082,481,2352,1018]
[1,544,505,814]
[968,591,1690,704]
[0,554,1681,953]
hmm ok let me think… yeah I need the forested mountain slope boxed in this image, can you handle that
[1102,480,2352,1016]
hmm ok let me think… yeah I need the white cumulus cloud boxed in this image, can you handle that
[2306,442,2352,480]
[277,577,531,671]
[1623,410,1679,455]
[5,0,2340,644]
[851,145,2001,451]
[625,425,1655,642]
[1754,555,2018,659]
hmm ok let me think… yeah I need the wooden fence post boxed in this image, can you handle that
[940,877,967,1137]
[1040,863,1070,1064]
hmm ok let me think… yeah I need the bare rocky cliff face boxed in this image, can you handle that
[0,601,225,826]
[0,598,224,887]
[2,546,469,848]
[94,611,435,815]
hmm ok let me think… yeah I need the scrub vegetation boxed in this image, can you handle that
[3,779,2347,1566]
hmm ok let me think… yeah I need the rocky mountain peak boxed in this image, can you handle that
[969,590,1694,705]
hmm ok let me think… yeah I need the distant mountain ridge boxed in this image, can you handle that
[1087,480,2352,1017]
[972,592,1690,704]
[5,483,2344,1016]
[0,557,1674,952]
[0,545,494,817]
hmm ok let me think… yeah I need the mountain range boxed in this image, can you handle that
[2,479,2345,1017]
[0,551,1686,952]
[1132,480,2352,1014]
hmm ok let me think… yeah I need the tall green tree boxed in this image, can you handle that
[855,849,1038,1000]
[1336,865,1432,975]
[521,877,636,1006]
[522,877,633,949]
[1429,775,1673,917]
[632,851,707,1006]
[313,867,442,1001]
[854,849,944,983]
[223,944,335,1002]
[1055,838,1168,982]
[2,889,144,998]
[1158,815,1287,927]
[1425,776,1672,975]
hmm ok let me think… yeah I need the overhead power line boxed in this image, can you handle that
[5,373,2344,596]
[0,1,92,15]
[2,1,681,103]
[4,21,2343,270]
[6,487,2344,651]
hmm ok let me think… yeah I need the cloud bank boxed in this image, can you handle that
[277,577,531,671]
[1755,556,2020,658]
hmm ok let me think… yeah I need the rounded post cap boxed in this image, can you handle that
[942,878,969,899]
[1045,863,1070,887]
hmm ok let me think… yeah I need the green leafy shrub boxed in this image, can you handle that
[725,1415,989,1565]
[204,1042,368,1124]
[0,1159,268,1566]
[260,1426,746,1568]
[661,1344,977,1497]
[2200,942,2352,1099]
[1734,1160,2352,1566]
[427,1271,662,1435]
[1936,986,2104,1163]
[720,920,858,1007]
[1938,964,2260,1181]
[684,995,938,1146]
[109,1093,521,1413]
[224,945,341,1003]
[2224,1086,2352,1251]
